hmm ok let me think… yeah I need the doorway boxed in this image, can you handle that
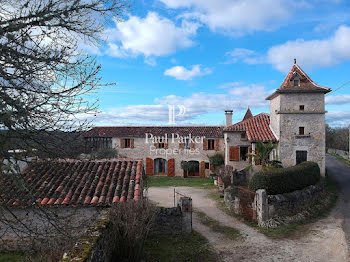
[296,150,307,165]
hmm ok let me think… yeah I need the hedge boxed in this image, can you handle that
[248,161,321,195]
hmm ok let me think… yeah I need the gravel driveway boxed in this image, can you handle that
[148,186,349,262]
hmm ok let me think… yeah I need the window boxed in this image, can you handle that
[240,132,246,139]
[207,139,215,150]
[124,138,131,148]
[240,146,248,161]
[158,142,165,148]
[205,162,210,169]
[299,105,304,111]
[294,79,299,86]
[296,151,307,165]
[184,139,191,149]
[299,127,305,135]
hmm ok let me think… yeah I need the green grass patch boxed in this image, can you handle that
[144,231,220,262]
[208,176,338,239]
[0,252,25,262]
[146,176,215,189]
[195,210,241,240]
[329,153,350,166]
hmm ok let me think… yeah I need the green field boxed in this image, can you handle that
[146,176,215,189]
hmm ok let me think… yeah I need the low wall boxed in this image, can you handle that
[62,197,192,262]
[327,148,349,160]
[224,181,325,227]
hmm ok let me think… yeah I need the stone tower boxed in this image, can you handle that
[266,61,331,175]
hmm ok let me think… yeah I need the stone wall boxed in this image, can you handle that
[224,181,325,227]
[270,93,327,176]
[112,137,224,177]
[327,148,349,160]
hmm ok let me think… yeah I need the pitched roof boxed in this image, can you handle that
[224,113,277,142]
[242,108,253,121]
[266,63,331,100]
[0,159,143,207]
[84,126,224,138]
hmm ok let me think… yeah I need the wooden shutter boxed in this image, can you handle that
[120,139,124,148]
[200,161,205,178]
[215,138,219,151]
[165,139,168,149]
[210,164,214,171]
[168,158,175,177]
[249,147,252,163]
[130,139,134,148]
[179,142,184,149]
[146,158,153,175]
[229,146,239,161]
[190,141,195,149]
[203,139,208,150]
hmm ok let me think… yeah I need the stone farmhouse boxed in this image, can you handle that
[84,62,330,177]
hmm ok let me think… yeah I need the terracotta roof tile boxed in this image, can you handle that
[266,63,330,100]
[0,159,143,207]
[224,113,277,142]
[83,126,224,138]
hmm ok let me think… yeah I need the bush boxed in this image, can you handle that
[209,153,224,167]
[91,148,118,159]
[248,161,321,195]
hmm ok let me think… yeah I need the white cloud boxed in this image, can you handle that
[267,25,350,72]
[79,82,272,125]
[225,48,264,64]
[105,12,199,58]
[164,65,212,80]
[326,95,350,105]
[159,0,306,35]
[326,111,350,127]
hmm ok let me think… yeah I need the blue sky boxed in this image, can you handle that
[83,0,350,127]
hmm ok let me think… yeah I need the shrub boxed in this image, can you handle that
[91,148,118,159]
[248,161,321,195]
[209,153,224,167]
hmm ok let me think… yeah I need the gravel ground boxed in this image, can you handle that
[147,186,349,262]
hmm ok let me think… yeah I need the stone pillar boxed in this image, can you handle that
[178,197,192,233]
[255,189,268,226]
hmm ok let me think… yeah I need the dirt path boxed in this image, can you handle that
[147,187,349,262]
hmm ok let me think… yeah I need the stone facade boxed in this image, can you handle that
[112,136,225,177]
[269,92,327,175]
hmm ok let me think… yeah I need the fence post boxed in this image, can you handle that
[255,189,268,226]
[178,197,192,233]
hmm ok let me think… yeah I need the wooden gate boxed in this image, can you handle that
[237,186,257,223]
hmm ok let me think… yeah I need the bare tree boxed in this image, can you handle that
[0,0,130,256]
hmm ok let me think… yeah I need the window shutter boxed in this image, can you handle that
[229,146,239,161]
[200,161,205,178]
[215,138,219,151]
[203,139,208,150]
[167,158,175,177]
[165,139,168,149]
[210,164,214,171]
[120,139,124,148]
[179,142,184,149]
[249,147,252,163]
[190,141,195,149]
[154,142,158,148]
[146,158,153,175]
[255,147,261,165]
[130,139,134,148]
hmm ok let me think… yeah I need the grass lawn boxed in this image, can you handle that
[146,176,215,189]
[329,153,350,166]
[0,252,25,262]
[195,210,242,240]
[144,231,220,262]
[208,175,338,239]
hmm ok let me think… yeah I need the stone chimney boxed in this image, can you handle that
[225,110,233,126]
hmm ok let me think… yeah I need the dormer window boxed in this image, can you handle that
[294,79,299,86]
